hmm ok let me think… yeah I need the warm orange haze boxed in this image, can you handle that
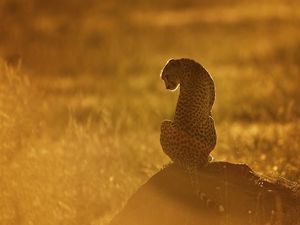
[1,0,300,224]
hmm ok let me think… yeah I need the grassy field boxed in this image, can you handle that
[1,0,300,224]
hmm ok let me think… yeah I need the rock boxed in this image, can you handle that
[110,162,300,225]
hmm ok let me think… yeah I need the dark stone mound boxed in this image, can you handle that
[110,162,300,225]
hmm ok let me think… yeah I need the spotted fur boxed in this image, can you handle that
[160,58,216,170]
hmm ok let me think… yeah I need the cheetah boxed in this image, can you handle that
[160,58,216,170]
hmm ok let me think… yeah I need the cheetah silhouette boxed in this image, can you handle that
[160,58,216,170]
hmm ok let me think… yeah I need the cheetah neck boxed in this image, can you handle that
[173,70,209,128]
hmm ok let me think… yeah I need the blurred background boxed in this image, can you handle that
[1,0,300,224]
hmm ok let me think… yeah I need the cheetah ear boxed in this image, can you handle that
[167,58,178,65]
[168,58,183,69]
[167,58,180,66]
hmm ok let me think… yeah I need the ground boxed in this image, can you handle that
[0,0,300,225]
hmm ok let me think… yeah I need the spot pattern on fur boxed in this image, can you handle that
[160,58,216,170]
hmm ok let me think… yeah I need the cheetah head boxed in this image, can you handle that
[160,59,182,91]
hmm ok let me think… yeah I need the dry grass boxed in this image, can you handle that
[1,0,300,225]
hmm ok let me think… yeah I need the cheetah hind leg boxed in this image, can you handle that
[160,120,212,170]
